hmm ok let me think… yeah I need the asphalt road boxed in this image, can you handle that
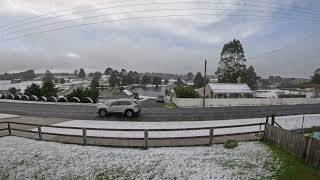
[1,100,320,121]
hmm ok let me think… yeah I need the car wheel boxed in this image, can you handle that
[125,110,134,117]
[99,109,107,117]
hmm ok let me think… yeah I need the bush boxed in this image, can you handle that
[21,95,29,101]
[223,140,238,149]
[47,96,57,102]
[29,95,38,101]
[7,94,14,100]
[82,97,93,103]
[57,97,68,102]
[66,87,99,103]
[174,86,199,98]
[24,83,41,97]
[39,96,47,102]
[14,95,21,100]
[8,87,17,95]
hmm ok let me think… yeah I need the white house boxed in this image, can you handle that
[197,83,254,98]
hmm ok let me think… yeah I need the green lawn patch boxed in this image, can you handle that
[265,142,320,180]
[162,102,177,109]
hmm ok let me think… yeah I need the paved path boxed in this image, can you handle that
[1,101,320,121]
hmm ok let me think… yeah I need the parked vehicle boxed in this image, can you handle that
[156,95,165,103]
[97,99,141,117]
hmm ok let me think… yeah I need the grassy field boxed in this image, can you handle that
[266,142,320,179]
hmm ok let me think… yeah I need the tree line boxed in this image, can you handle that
[0,70,35,81]
[20,70,99,103]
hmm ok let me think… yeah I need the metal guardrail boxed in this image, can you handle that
[0,121,265,149]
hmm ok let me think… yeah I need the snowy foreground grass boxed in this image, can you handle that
[0,137,281,180]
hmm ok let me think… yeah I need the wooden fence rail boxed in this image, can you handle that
[264,124,320,168]
[0,121,265,149]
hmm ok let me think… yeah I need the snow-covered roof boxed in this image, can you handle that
[209,83,253,94]
[122,90,133,96]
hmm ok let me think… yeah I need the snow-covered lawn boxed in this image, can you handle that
[37,114,320,138]
[0,136,280,180]
[0,113,19,120]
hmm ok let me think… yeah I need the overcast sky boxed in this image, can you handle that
[0,0,319,78]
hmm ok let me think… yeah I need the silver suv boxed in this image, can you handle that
[97,99,141,117]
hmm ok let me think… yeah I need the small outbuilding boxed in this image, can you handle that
[198,83,254,98]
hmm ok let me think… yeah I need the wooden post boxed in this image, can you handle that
[82,128,87,146]
[271,114,275,126]
[37,125,42,140]
[301,114,305,134]
[265,116,269,124]
[7,122,11,136]
[258,124,262,142]
[144,129,149,150]
[208,128,214,146]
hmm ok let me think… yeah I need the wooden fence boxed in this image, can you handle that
[264,123,320,168]
[0,121,265,149]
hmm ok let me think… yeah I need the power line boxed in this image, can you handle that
[4,7,320,38]
[0,0,313,30]
[0,0,130,30]
[0,1,318,34]
[0,12,319,46]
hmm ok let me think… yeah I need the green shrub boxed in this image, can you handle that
[223,140,238,149]
[66,87,99,103]
[174,86,199,98]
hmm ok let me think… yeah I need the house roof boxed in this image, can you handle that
[209,83,253,94]
[122,90,133,96]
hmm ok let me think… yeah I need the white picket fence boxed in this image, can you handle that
[172,97,320,107]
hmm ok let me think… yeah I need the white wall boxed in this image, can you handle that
[172,98,320,107]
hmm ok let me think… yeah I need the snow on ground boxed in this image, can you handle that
[0,136,280,180]
[0,113,19,120]
[38,114,320,138]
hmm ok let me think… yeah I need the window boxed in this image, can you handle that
[110,101,119,106]
[118,101,131,106]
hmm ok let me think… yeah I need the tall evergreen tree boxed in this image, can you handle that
[104,67,113,75]
[41,81,58,97]
[43,70,54,83]
[8,87,17,95]
[25,83,41,96]
[215,39,247,83]
[109,70,120,86]
[312,68,320,84]
[243,66,258,90]
[141,75,152,85]
[186,72,194,82]
[193,72,205,88]
[78,68,86,79]
[120,69,127,77]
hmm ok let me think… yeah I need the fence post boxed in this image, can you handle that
[265,116,269,124]
[37,125,42,140]
[208,128,214,146]
[7,122,11,136]
[258,124,262,142]
[82,128,87,146]
[271,114,275,126]
[144,129,149,150]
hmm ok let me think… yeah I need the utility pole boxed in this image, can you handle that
[203,60,207,108]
